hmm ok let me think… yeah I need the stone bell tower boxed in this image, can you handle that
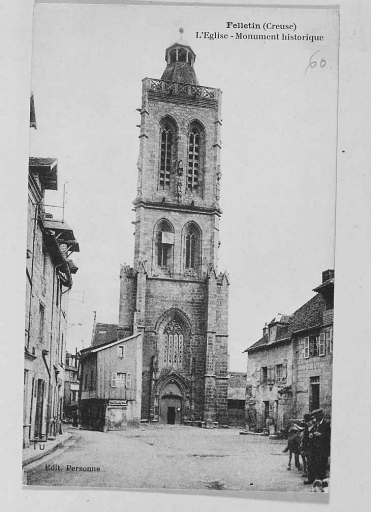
[119,29,229,427]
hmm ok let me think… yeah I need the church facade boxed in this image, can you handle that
[118,33,229,427]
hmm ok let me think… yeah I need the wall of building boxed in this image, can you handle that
[80,335,143,428]
[80,354,98,400]
[24,186,69,446]
[246,342,293,431]
[293,327,333,420]
[96,339,140,402]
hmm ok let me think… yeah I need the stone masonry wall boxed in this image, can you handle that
[246,343,293,430]
[293,328,333,419]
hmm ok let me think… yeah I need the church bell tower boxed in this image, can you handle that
[119,29,229,427]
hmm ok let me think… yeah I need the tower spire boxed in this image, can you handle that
[161,28,199,85]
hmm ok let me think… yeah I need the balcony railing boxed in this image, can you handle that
[147,78,217,100]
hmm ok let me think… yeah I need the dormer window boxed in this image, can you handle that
[269,325,277,343]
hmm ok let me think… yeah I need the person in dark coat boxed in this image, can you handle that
[303,414,316,484]
[301,413,313,478]
[311,408,331,480]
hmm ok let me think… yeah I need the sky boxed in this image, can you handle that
[29,3,339,371]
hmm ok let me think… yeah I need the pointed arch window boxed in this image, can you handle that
[155,219,174,274]
[187,127,200,190]
[160,123,173,188]
[183,222,201,273]
[163,321,184,368]
[185,232,196,269]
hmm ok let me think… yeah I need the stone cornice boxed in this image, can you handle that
[133,199,222,216]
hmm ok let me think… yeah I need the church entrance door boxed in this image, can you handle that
[167,407,176,424]
[159,395,182,424]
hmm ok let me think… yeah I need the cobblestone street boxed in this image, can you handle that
[24,425,312,493]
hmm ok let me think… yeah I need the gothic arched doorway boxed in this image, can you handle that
[159,380,183,425]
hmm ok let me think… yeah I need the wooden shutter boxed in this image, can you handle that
[304,337,310,358]
[269,366,274,384]
[282,362,287,382]
[126,373,132,389]
[260,367,264,383]
[319,333,326,356]
[111,372,117,387]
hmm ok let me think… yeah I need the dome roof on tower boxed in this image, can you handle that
[161,28,199,85]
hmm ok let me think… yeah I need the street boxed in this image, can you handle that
[24,425,311,492]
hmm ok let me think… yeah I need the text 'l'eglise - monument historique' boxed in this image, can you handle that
[118,29,229,428]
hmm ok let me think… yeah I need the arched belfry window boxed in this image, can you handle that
[183,222,201,273]
[154,219,174,274]
[159,118,177,189]
[162,320,184,368]
[187,123,204,191]
[160,124,172,188]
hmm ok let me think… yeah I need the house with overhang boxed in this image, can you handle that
[63,351,80,421]
[24,98,80,448]
[79,333,143,431]
[244,270,334,432]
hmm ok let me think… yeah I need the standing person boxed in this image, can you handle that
[303,414,316,485]
[301,413,313,478]
[311,408,331,480]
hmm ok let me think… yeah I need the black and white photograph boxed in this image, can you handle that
[20,0,340,498]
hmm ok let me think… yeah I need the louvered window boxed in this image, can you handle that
[185,233,195,268]
[187,128,200,190]
[160,124,172,188]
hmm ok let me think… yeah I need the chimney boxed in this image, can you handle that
[322,269,334,283]
[263,322,268,337]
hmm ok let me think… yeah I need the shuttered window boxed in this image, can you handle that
[276,364,282,383]
[126,374,132,389]
[267,365,275,384]
[111,372,117,388]
[116,373,126,388]
[319,333,326,356]
[309,335,319,357]
[282,361,287,383]
[326,329,333,353]
[304,337,310,358]
[260,366,268,384]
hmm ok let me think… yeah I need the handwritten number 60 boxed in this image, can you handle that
[306,50,326,74]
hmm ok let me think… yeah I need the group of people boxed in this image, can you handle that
[302,408,331,485]
[285,408,331,487]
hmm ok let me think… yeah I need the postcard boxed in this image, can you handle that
[22,1,338,500]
